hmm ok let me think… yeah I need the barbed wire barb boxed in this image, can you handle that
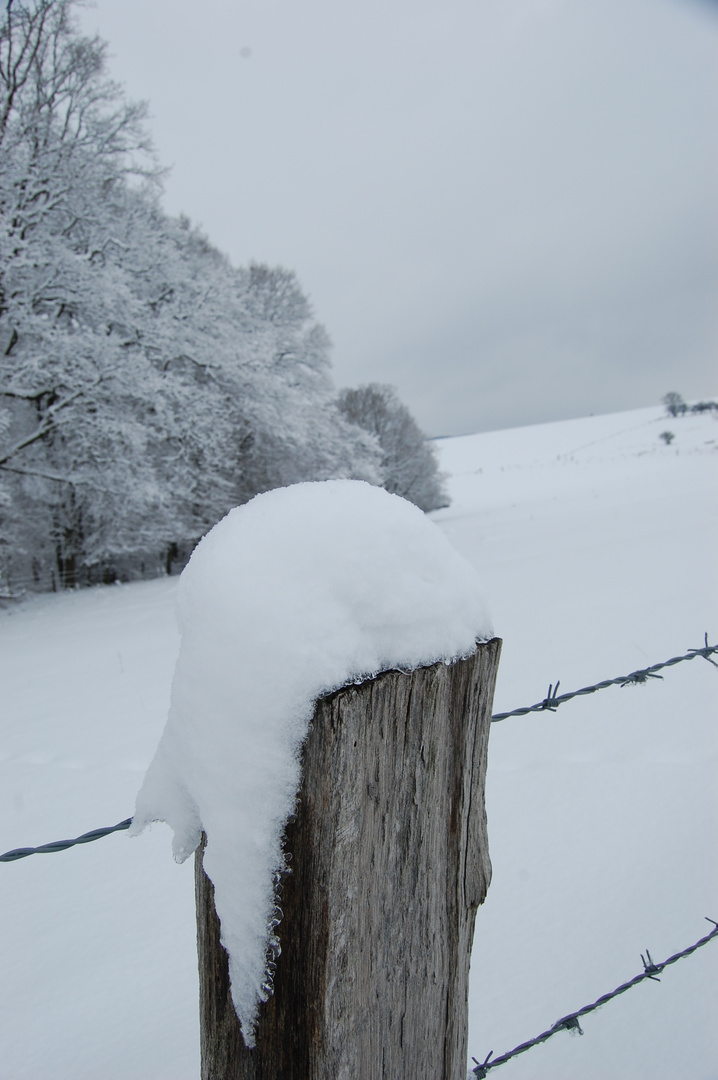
[620,669,662,687]
[640,949,662,980]
[471,919,718,1076]
[688,632,718,669]
[491,635,717,722]
[472,1051,494,1076]
[540,681,561,711]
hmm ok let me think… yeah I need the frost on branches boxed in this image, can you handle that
[337,383,448,511]
[131,479,492,1045]
[0,0,381,595]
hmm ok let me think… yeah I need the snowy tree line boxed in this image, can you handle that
[0,0,445,596]
[662,392,717,418]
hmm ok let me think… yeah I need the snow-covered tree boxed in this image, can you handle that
[336,383,447,512]
[0,0,383,593]
[0,0,172,587]
[221,264,381,502]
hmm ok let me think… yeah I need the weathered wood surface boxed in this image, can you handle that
[196,638,502,1080]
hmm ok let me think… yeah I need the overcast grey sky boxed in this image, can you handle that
[81,0,718,436]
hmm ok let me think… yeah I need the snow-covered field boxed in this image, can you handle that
[1,403,716,1080]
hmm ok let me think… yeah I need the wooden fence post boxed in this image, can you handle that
[195,638,501,1080]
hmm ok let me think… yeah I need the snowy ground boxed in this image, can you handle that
[1,403,716,1080]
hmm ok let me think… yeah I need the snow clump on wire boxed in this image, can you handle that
[130,479,493,1044]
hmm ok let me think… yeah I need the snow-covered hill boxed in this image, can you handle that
[1,403,716,1080]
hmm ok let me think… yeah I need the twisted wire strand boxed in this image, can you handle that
[0,818,132,862]
[2,637,715,863]
[491,636,717,722]
[472,919,718,1077]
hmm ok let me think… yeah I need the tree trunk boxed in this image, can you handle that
[195,638,501,1080]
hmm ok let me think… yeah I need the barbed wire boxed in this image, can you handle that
[2,637,715,864]
[0,818,132,862]
[472,918,718,1077]
[491,634,717,721]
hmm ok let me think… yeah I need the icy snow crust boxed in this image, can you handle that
[131,479,492,1042]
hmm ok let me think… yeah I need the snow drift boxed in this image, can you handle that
[130,478,492,1043]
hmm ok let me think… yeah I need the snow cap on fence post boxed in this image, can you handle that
[130,478,492,1044]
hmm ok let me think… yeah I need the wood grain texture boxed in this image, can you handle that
[196,638,501,1080]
